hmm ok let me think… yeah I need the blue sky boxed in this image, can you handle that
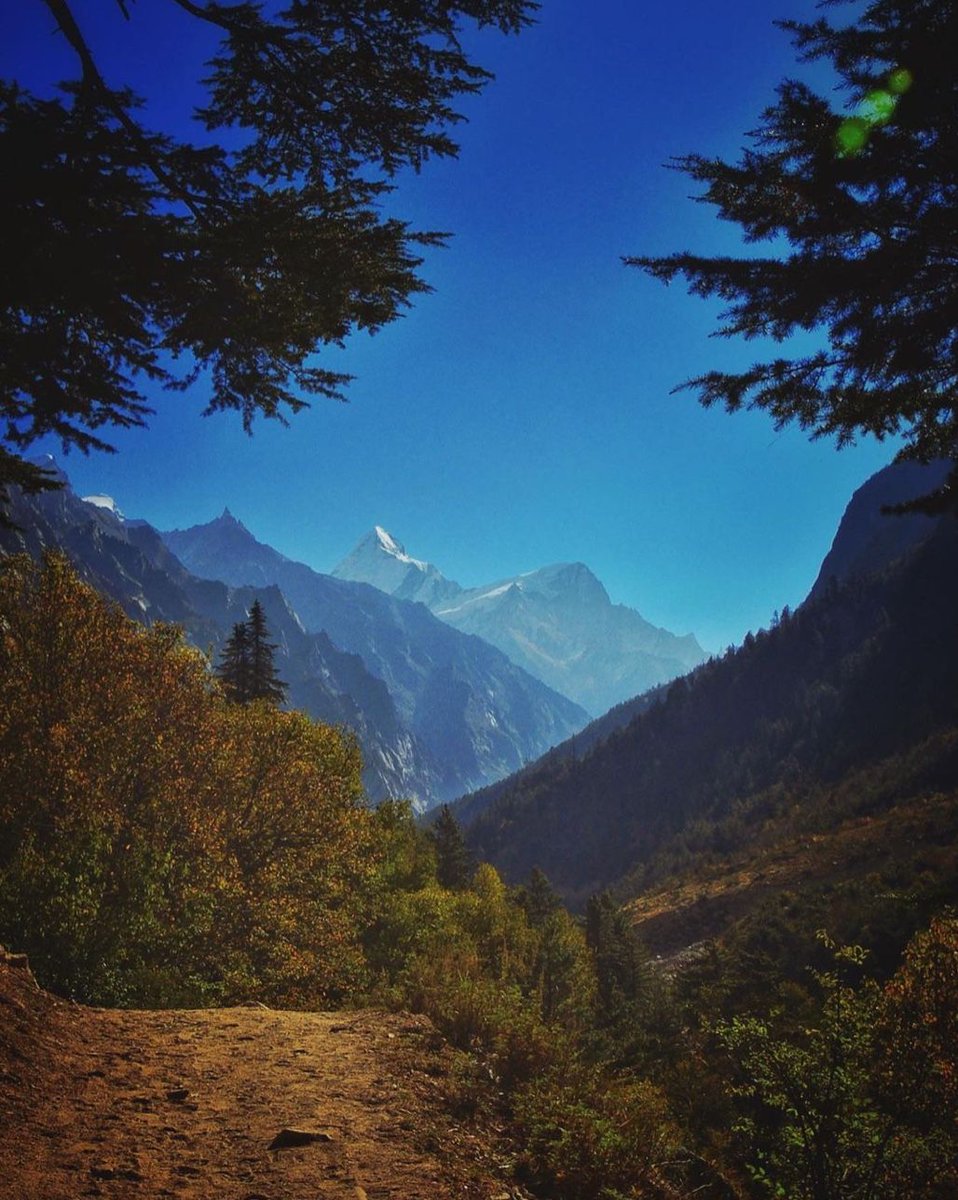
[5,0,894,653]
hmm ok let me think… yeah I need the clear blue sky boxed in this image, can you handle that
[5,0,893,653]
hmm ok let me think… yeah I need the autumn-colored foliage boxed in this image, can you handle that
[716,926,958,1200]
[0,553,373,1006]
[0,553,954,1200]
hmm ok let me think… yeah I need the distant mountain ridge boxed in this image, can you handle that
[0,460,437,805]
[332,527,706,715]
[809,458,952,600]
[162,510,587,804]
[1,461,587,811]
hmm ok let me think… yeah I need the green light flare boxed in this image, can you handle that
[861,89,898,125]
[835,117,869,156]
[888,67,913,95]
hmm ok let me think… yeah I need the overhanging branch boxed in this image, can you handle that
[41,0,213,225]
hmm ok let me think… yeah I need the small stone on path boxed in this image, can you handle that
[268,1127,335,1150]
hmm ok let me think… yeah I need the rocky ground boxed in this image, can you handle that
[0,950,523,1200]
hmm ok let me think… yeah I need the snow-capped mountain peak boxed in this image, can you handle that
[82,494,125,522]
[333,528,462,607]
[373,526,427,569]
[333,532,707,716]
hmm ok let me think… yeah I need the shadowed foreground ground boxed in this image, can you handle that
[0,952,520,1200]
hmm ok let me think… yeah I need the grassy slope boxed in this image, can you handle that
[625,730,958,961]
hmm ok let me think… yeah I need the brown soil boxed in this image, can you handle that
[0,952,520,1200]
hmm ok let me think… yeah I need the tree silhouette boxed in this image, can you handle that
[628,0,958,509]
[429,805,474,891]
[245,600,287,706]
[216,601,286,706]
[216,620,251,705]
[1,0,537,503]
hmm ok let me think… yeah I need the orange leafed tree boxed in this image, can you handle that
[0,553,375,1006]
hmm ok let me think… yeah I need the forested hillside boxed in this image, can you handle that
[462,511,958,905]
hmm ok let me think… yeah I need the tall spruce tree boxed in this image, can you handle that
[0,0,537,505]
[245,600,287,706]
[216,602,286,706]
[217,620,251,704]
[627,0,958,510]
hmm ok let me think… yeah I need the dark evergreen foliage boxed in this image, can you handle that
[586,893,646,1014]
[515,867,561,928]
[627,0,958,502]
[216,600,286,706]
[216,620,252,704]
[429,804,474,890]
[0,0,537,502]
[245,600,287,705]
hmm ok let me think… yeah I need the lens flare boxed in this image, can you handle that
[835,117,869,156]
[888,67,913,95]
[835,66,912,156]
[861,89,897,125]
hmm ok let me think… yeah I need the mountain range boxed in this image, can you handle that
[161,509,587,805]
[0,459,594,810]
[332,527,706,716]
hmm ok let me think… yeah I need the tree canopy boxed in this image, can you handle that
[628,0,957,509]
[0,0,537,503]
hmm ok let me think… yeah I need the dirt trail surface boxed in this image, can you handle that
[0,953,518,1200]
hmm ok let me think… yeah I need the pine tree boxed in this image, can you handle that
[245,600,287,706]
[217,621,251,704]
[429,805,474,891]
[216,602,286,706]
[516,866,561,928]
[586,893,645,1011]
[627,0,958,509]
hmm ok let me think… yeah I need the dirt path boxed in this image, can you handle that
[0,955,517,1200]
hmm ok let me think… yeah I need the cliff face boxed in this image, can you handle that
[808,458,951,601]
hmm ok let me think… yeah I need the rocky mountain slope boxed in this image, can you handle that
[163,510,587,801]
[333,527,706,715]
[0,461,435,805]
[1,462,586,808]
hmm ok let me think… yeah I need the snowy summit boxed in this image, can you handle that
[333,527,460,608]
[373,526,428,569]
[333,528,707,716]
[82,494,125,522]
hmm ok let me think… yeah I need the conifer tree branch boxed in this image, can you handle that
[40,0,212,225]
